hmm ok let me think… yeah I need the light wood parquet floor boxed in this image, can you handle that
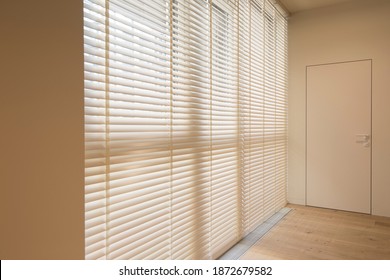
[240,204,390,260]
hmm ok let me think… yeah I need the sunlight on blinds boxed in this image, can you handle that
[84,0,287,260]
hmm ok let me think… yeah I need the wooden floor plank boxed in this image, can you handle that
[240,204,390,260]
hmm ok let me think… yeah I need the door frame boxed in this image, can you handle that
[305,59,373,214]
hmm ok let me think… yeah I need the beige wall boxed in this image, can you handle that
[0,1,84,258]
[288,0,390,216]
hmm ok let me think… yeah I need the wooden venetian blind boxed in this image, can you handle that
[84,0,287,260]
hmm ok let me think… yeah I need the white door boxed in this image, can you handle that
[306,60,371,214]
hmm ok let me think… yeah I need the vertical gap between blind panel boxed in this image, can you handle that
[273,7,277,214]
[236,0,243,241]
[169,0,174,260]
[261,0,266,226]
[209,0,213,259]
[285,21,288,205]
[104,0,110,260]
[248,0,252,235]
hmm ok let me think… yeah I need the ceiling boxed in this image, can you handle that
[278,0,360,14]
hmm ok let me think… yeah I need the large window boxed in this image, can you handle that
[84,0,287,260]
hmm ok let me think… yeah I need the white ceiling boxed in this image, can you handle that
[279,0,360,14]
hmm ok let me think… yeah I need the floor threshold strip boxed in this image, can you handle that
[218,207,292,260]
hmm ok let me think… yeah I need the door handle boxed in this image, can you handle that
[356,134,370,147]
